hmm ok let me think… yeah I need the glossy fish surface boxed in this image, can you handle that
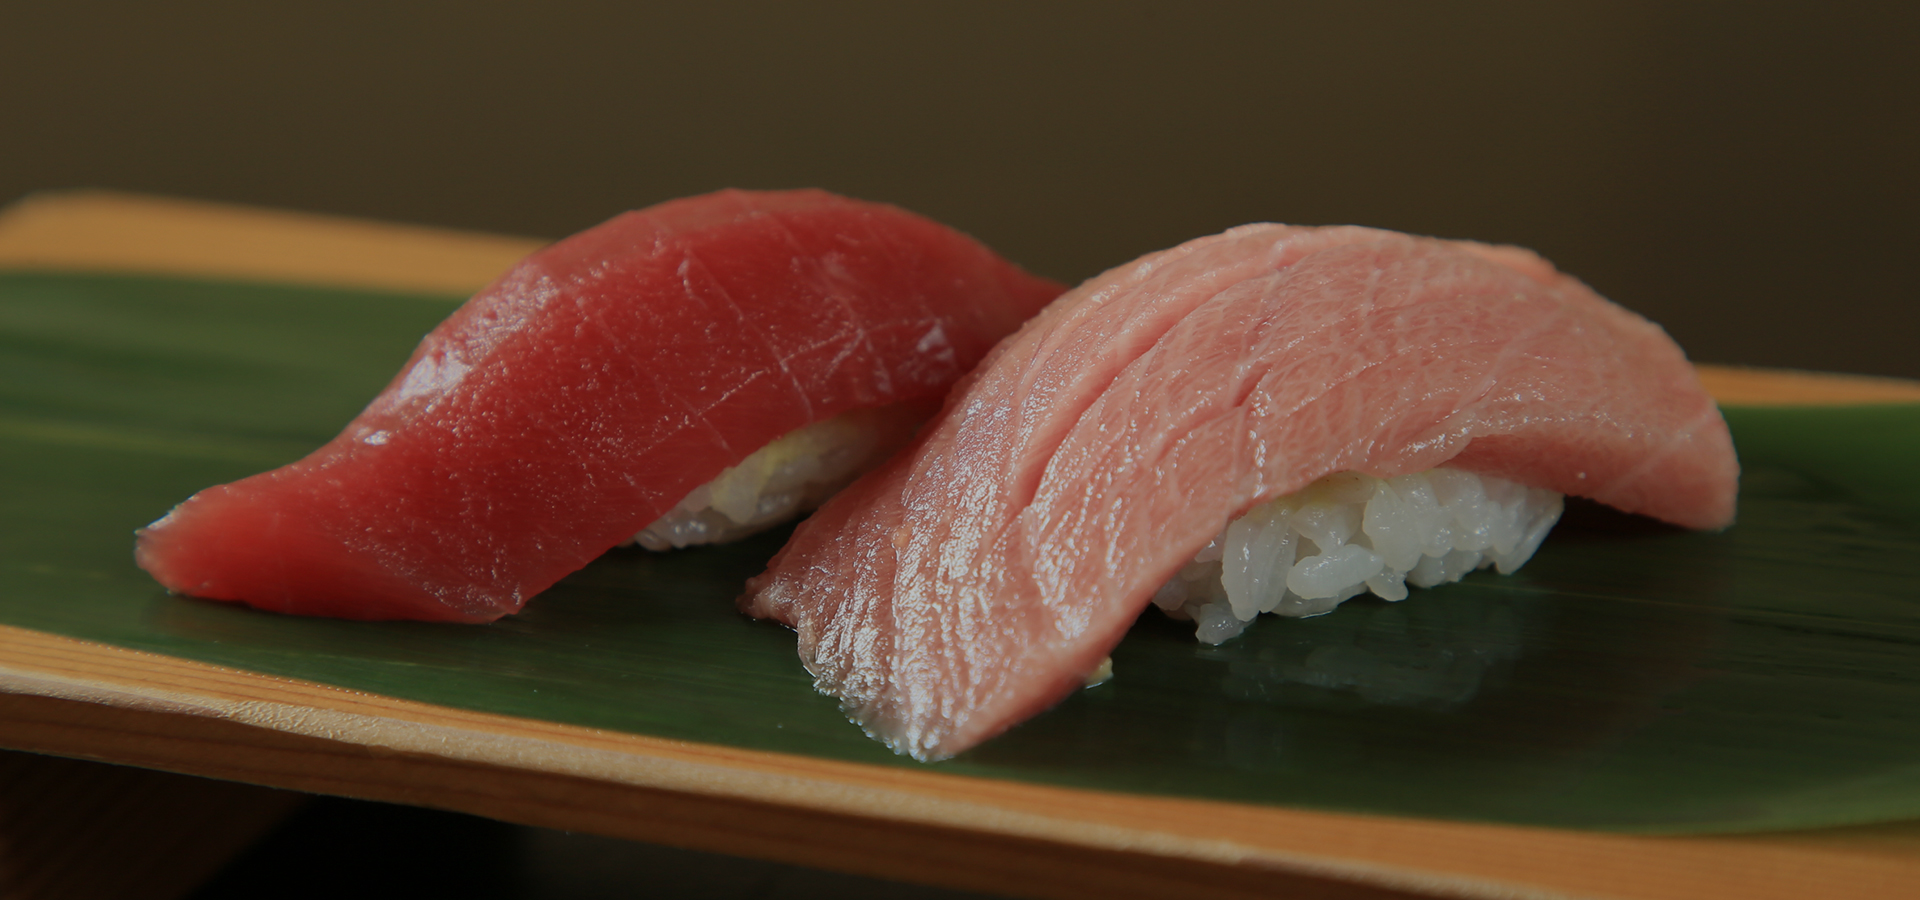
[744,224,1738,760]
[137,190,1063,621]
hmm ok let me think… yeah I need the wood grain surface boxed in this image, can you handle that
[3,192,1917,900]
[5,624,1917,900]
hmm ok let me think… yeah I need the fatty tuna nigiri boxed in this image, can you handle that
[742,224,1739,761]
[136,190,1064,622]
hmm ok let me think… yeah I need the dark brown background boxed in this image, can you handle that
[5,1,1916,378]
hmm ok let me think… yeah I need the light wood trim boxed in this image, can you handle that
[1695,365,1920,406]
[0,190,546,296]
[2,624,1916,900]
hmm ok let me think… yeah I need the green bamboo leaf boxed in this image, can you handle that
[2,271,1916,833]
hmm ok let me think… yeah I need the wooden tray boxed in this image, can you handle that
[4,191,1919,900]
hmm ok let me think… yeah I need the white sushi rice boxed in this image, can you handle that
[1154,469,1564,644]
[631,406,918,550]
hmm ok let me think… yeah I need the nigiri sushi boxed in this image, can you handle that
[742,223,1739,761]
[135,189,1063,621]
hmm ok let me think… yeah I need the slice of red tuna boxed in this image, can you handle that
[742,224,1739,761]
[136,189,1064,622]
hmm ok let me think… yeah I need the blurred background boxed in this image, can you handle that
[4,1,1915,378]
[3,3,1916,898]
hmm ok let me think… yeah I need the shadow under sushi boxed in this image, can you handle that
[955,480,1920,833]
[135,464,1920,833]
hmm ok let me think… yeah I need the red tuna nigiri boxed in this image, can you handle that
[136,189,1064,622]
[742,224,1738,761]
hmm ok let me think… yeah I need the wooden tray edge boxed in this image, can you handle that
[0,190,545,296]
[2,623,1914,900]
